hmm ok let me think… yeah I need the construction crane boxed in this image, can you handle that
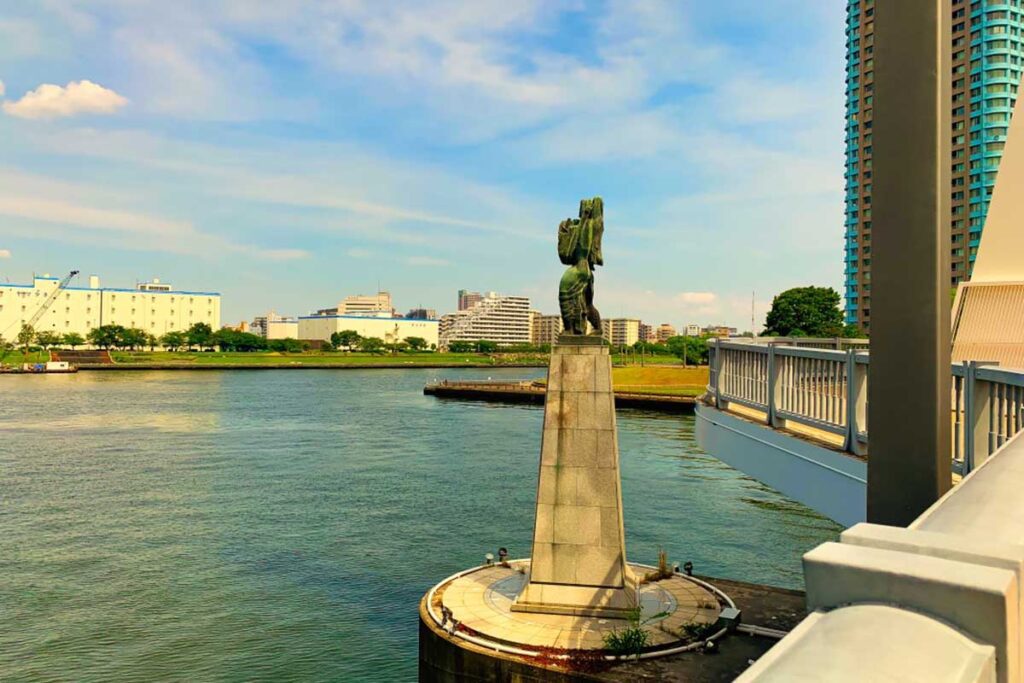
[7,270,80,336]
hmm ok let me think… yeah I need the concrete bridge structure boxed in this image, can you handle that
[696,337,1024,526]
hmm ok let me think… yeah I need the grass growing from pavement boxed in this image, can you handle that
[109,351,549,366]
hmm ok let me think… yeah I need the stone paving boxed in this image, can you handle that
[438,562,723,651]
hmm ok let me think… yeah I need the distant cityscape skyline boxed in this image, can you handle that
[0,2,844,334]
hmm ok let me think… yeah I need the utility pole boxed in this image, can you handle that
[751,291,755,336]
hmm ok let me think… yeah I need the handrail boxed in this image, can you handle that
[707,339,1024,472]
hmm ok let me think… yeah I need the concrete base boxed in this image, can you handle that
[510,583,636,619]
[514,341,636,618]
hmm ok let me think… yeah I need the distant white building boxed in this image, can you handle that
[298,315,438,348]
[251,311,299,339]
[683,324,702,337]
[314,292,395,318]
[0,273,220,338]
[439,292,531,348]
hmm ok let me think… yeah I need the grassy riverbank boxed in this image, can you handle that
[612,365,708,397]
[613,365,708,397]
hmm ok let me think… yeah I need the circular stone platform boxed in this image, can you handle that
[430,561,727,653]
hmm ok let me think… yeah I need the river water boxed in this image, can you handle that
[1,369,839,682]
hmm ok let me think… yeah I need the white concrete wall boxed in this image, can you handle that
[0,276,221,338]
[298,315,439,348]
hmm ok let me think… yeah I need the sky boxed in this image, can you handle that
[0,0,846,331]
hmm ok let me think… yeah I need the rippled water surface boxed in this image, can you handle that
[1,369,840,682]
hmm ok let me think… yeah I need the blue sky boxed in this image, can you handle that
[0,0,845,330]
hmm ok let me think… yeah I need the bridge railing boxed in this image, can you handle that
[709,338,1024,471]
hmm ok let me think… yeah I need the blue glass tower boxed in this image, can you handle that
[844,0,1022,332]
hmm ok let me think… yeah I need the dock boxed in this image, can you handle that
[423,379,697,414]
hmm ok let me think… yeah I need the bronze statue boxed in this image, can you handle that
[558,197,603,335]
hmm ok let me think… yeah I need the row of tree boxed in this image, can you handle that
[5,322,439,355]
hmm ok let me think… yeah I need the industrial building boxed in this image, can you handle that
[298,315,439,348]
[251,311,299,339]
[0,273,221,338]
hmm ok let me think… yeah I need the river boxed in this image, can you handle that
[1,368,839,681]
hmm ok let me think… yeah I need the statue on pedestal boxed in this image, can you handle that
[558,197,604,336]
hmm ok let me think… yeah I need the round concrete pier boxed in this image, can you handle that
[419,560,734,681]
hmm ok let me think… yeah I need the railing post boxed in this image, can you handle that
[967,360,998,470]
[768,345,785,428]
[713,339,729,410]
[844,350,868,457]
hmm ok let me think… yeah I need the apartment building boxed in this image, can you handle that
[439,292,531,348]
[602,318,641,347]
[530,312,563,346]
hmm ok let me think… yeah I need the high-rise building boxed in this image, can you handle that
[655,323,677,343]
[844,0,1023,331]
[336,292,394,317]
[639,322,654,342]
[601,318,640,347]
[457,289,483,311]
[440,292,531,348]
[683,324,702,337]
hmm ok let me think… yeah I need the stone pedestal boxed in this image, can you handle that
[512,336,638,618]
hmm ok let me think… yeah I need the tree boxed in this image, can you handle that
[35,330,62,350]
[186,322,213,350]
[476,340,498,353]
[146,333,158,351]
[87,325,124,349]
[213,329,267,352]
[358,337,385,354]
[665,335,710,365]
[17,324,35,351]
[119,327,148,350]
[448,340,474,353]
[331,330,361,351]
[0,335,12,363]
[63,332,85,349]
[268,338,305,353]
[404,336,428,352]
[160,331,187,351]
[763,286,845,337]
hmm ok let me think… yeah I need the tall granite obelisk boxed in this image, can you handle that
[513,197,637,618]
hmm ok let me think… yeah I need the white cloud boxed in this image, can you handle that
[675,292,717,305]
[0,80,5,97]
[2,80,127,119]
[405,256,450,267]
[0,249,10,258]
[0,168,306,261]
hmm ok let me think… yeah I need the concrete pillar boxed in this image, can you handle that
[513,337,637,618]
[868,0,952,525]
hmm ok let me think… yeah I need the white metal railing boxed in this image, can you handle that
[708,339,1024,473]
